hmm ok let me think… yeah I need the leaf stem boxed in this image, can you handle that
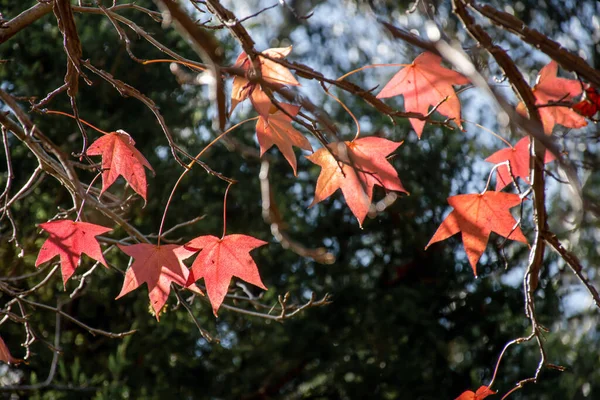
[482,161,509,194]
[336,63,411,82]
[221,181,234,240]
[75,172,103,222]
[44,110,110,136]
[322,88,361,141]
[142,58,207,72]
[461,118,513,148]
[156,118,257,246]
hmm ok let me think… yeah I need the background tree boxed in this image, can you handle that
[0,0,599,399]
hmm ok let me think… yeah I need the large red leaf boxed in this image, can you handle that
[116,243,197,320]
[184,234,267,316]
[87,130,154,202]
[306,137,407,227]
[516,61,586,134]
[376,52,469,138]
[485,136,555,190]
[231,46,299,117]
[0,336,23,365]
[36,220,112,287]
[425,191,527,276]
[455,385,496,400]
[256,103,313,175]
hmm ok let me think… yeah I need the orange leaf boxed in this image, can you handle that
[306,137,408,227]
[36,220,112,287]
[256,103,313,175]
[376,52,469,138]
[87,130,154,202]
[116,243,197,320]
[455,385,496,400]
[231,46,299,117]
[516,61,586,134]
[0,336,23,365]
[184,234,267,316]
[425,191,527,276]
[485,136,555,190]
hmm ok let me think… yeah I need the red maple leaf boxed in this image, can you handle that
[425,191,527,276]
[0,336,23,365]
[87,130,154,202]
[376,52,469,138]
[485,136,555,190]
[455,385,496,400]
[184,234,267,316]
[116,243,197,320]
[516,61,586,134]
[306,136,407,227]
[231,46,300,118]
[573,85,600,118]
[256,103,313,175]
[36,220,112,287]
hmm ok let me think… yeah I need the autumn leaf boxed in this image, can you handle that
[376,52,469,138]
[36,220,112,287]
[0,336,23,365]
[485,136,555,190]
[87,130,154,202]
[425,191,527,276]
[184,234,267,316]
[306,136,407,227]
[117,243,197,320]
[455,385,496,400]
[573,85,600,118]
[231,46,300,117]
[256,103,313,175]
[516,61,586,134]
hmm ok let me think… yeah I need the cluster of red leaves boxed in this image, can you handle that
[33,50,594,335]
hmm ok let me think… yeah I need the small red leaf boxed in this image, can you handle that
[516,61,586,134]
[117,243,197,320]
[573,86,600,118]
[376,52,469,138]
[231,46,299,117]
[256,103,313,175]
[455,385,496,400]
[185,234,267,317]
[36,220,112,287]
[425,191,527,276]
[306,137,407,227]
[87,130,154,202]
[485,136,555,190]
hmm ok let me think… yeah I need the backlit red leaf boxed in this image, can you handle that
[425,191,527,276]
[485,136,555,190]
[256,103,313,175]
[231,46,299,117]
[516,61,586,134]
[185,234,267,316]
[36,220,112,287]
[306,137,407,227]
[376,52,469,138]
[455,385,496,400]
[87,130,154,202]
[117,243,197,320]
